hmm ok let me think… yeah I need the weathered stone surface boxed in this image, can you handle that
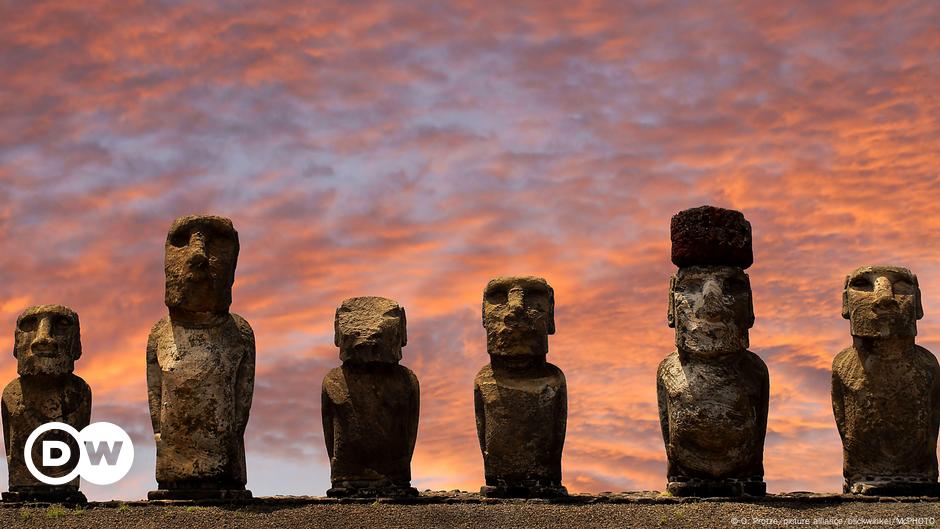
[322,296,419,498]
[474,276,567,498]
[833,265,940,496]
[670,206,753,269]
[147,215,255,500]
[2,305,91,503]
[658,207,768,497]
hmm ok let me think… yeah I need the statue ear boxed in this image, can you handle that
[547,287,555,335]
[333,307,341,347]
[746,275,755,329]
[841,275,851,319]
[667,275,676,328]
[72,327,82,361]
[914,274,924,320]
[399,306,408,347]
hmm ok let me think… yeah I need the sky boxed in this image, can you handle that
[1,0,939,500]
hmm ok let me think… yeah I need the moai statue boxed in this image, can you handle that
[2,305,91,503]
[832,265,940,496]
[146,215,255,500]
[321,297,419,497]
[474,276,567,498]
[656,205,769,497]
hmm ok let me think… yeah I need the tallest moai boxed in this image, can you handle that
[656,206,769,497]
[146,215,256,500]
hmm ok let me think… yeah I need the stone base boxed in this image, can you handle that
[2,489,87,503]
[667,478,766,497]
[481,481,568,499]
[147,489,252,501]
[327,480,418,498]
[846,480,940,497]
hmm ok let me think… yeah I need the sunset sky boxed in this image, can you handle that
[2,1,940,500]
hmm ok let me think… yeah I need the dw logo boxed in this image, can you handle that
[25,422,134,485]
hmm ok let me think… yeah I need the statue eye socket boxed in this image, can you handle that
[674,279,701,293]
[893,280,915,295]
[53,316,73,332]
[524,292,550,310]
[485,288,508,305]
[18,316,38,332]
[169,229,190,248]
[850,277,873,291]
[725,278,748,292]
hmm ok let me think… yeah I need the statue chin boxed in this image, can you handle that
[19,356,74,376]
[677,325,748,356]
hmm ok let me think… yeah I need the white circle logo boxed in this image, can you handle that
[24,422,134,486]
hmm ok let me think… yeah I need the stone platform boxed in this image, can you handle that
[1,491,937,528]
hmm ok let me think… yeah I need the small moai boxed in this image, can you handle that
[656,205,769,497]
[2,305,91,503]
[832,265,940,496]
[321,297,419,497]
[146,215,255,500]
[474,276,567,498]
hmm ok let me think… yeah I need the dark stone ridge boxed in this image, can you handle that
[475,276,567,499]
[670,205,753,269]
[2,305,91,504]
[322,297,419,498]
[833,265,940,497]
[147,215,255,501]
[3,491,939,508]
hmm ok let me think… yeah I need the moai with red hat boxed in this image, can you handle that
[656,206,769,497]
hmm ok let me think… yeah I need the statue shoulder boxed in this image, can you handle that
[396,364,420,387]
[474,364,494,386]
[743,350,769,375]
[148,316,171,339]
[913,345,940,374]
[832,346,859,374]
[322,366,344,386]
[545,362,567,384]
[2,378,22,405]
[657,351,681,378]
[68,374,92,397]
[321,366,347,400]
[229,313,255,343]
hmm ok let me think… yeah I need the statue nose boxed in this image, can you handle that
[31,317,56,351]
[873,277,894,301]
[507,290,525,313]
[188,233,209,265]
[701,279,724,310]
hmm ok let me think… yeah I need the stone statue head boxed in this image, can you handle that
[335,296,407,364]
[164,215,239,317]
[842,265,923,338]
[668,206,754,357]
[482,276,554,357]
[13,305,81,376]
[668,266,754,356]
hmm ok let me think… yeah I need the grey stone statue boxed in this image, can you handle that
[321,296,419,497]
[474,276,567,498]
[146,215,255,500]
[657,206,769,497]
[833,265,940,496]
[2,305,91,503]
